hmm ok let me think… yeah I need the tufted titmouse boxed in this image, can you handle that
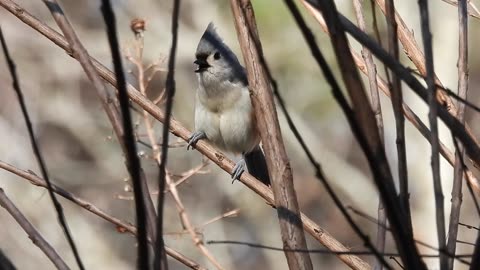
[187,23,270,186]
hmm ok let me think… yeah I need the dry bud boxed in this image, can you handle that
[130,18,146,36]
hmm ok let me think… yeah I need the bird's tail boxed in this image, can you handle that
[244,146,270,186]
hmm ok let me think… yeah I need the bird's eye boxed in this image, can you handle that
[213,52,221,60]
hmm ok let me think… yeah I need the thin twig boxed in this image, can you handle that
[365,6,390,266]
[452,135,480,219]
[199,209,240,228]
[0,2,372,268]
[301,0,480,197]
[280,1,392,269]
[0,161,206,270]
[469,198,480,267]
[332,10,480,170]
[164,160,210,192]
[231,1,387,268]
[417,1,447,269]
[127,19,223,269]
[165,173,225,269]
[0,25,84,270]
[374,0,480,168]
[165,209,240,237]
[456,240,475,246]
[100,1,150,268]
[447,1,469,269]
[348,205,471,266]
[384,0,411,228]
[0,188,70,270]
[441,0,480,18]
[301,1,425,269]
[207,240,473,259]
[404,69,480,114]
[154,0,181,269]
[44,0,158,243]
[459,223,480,231]
[351,2,387,269]
[230,1,314,269]
[390,257,404,269]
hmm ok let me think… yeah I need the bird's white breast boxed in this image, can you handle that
[195,73,259,154]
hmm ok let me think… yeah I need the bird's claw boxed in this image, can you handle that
[187,131,206,150]
[231,159,246,184]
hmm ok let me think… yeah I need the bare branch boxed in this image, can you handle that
[374,0,480,168]
[441,0,480,18]
[153,0,181,268]
[0,24,83,270]
[300,1,425,268]
[0,2,372,268]
[126,19,224,269]
[0,160,206,270]
[300,0,480,196]
[384,0,411,227]
[98,1,150,267]
[0,188,70,270]
[38,1,158,266]
[417,1,447,269]
[447,0,469,268]
[229,1,314,269]
[351,2,387,269]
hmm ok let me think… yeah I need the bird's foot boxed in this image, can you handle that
[231,159,246,184]
[187,131,206,150]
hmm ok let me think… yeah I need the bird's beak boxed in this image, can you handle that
[194,59,210,73]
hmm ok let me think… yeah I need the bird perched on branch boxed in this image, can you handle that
[187,23,270,186]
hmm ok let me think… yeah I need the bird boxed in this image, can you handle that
[187,23,270,186]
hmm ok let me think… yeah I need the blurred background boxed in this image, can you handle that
[1,0,480,269]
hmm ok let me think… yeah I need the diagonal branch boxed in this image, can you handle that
[447,0,469,269]
[97,1,150,268]
[374,0,480,165]
[417,1,447,269]
[284,0,391,269]
[126,17,224,270]
[331,11,480,168]
[153,0,181,268]
[40,2,157,267]
[300,0,480,196]
[384,0,411,227]
[0,25,84,270]
[351,2,387,269]
[441,0,480,18]
[0,188,70,270]
[0,160,206,270]
[229,1,314,269]
[303,0,425,269]
[0,1,372,268]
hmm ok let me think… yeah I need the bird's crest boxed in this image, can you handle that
[196,23,233,58]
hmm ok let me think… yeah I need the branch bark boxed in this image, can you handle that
[384,0,410,227]
[0,160,206,270]
[417,1,447,269]
[0,22,83,270]
[300,0,480,196]
[229,1,313,269]
[303,1,425,269]
[0,1,370,268]
[374,0,480,168]
[447,0,469,268]
[0,188,70,270]
[41,0,157,258]
[351,2,387,269]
